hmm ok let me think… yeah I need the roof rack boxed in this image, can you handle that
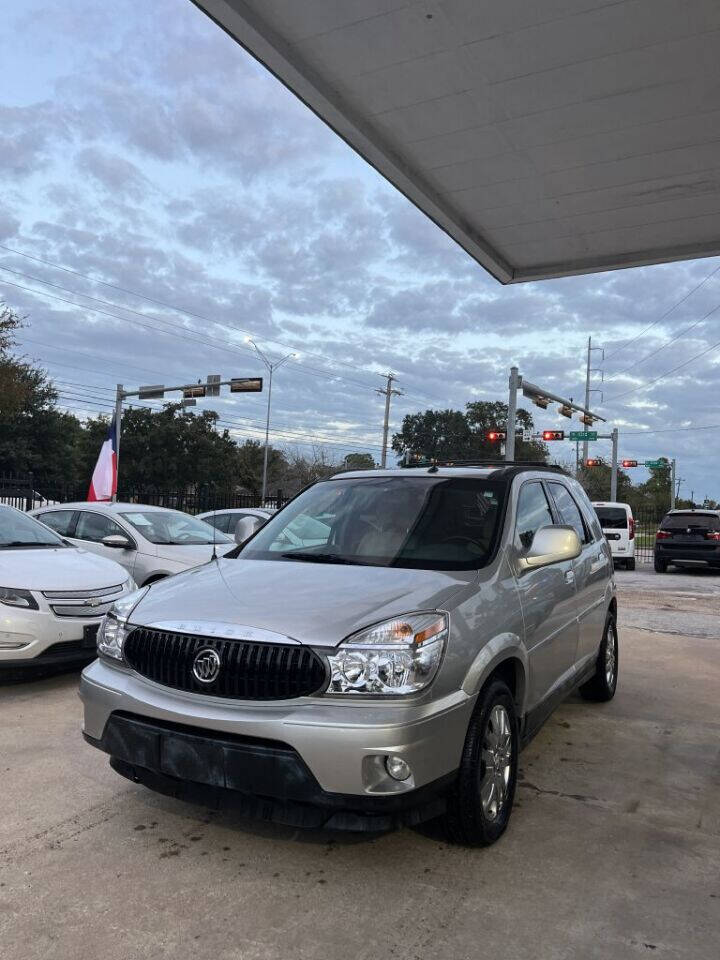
[402,459,567,473]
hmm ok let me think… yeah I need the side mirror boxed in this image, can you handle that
[234,516,264,545]
[518,525,581,569]
[102,534,133,549]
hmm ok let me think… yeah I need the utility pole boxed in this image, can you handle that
[506,367,520,461]
[670,458,676,510]
[113,384,123,502]
[610,427,619,501]
[377,373,402,468]
[246,339,296,503]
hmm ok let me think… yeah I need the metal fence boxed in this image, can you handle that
[0,474,289,514]
[632,506,666,564]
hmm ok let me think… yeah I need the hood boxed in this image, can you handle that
[130,557,476,647]
[152,543,234,568]
[0,546,128,591]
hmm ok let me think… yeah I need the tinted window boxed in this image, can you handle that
[75,512,128,543]
[594,507,628,530]
[37,510,76,537]
[662,513,719,531]
[203,513,232,533]
[242,476,507,570]
[515,482,554,551]
[549,483,590,544]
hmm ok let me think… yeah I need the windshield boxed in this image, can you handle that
[0,506,66,548]
[241,476,507,570]
[594,507,628,530]
[661,513,719,531]
[120,511,233,545]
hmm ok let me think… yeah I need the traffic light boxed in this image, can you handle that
[558,405,572,418]
[183,384,206,398]
[542,430,565,441]
[532,397,550,410]
[486,430,506,442]
[622,459,638,468]
[586,458,601,467]
[580,414,594,426]
[230,377,263,393]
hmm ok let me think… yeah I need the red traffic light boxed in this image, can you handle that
[622,459,638,468]
[542,430,565,441]
[486,430,506,442]
[586,458,601,467]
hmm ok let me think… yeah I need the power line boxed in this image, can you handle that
[602,259,720,364]
[622,423,720,435]
[604,299,720,383]
[604,335,720,403]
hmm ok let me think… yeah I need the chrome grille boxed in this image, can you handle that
[43,583,125,619]
[124,627,328,700]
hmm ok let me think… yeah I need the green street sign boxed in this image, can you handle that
[568,430,597,441]
[644,459,664,468]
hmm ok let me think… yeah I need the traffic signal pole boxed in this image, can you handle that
[610,427,618,501]
[113,383,123,503]
[506,367,520,461]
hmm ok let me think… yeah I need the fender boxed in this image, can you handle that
[461,631,528,714]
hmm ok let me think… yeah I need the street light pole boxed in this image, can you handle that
[246,339,296,502]
[113,383,123,502]
[610,427,619,501]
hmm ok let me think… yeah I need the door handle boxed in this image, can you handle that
[565,570,575,584]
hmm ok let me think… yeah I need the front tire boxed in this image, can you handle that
[443,680,518,846]
[580,615,618,702]
[654,557,667,573]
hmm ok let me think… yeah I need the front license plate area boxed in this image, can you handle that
[83,623,100,649]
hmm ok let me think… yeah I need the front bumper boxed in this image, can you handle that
[0,608,101,667]
[80,659,476,827]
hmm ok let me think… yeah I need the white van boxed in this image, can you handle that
[592,501,635,569]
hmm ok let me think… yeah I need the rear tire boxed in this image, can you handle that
[580,615,618,702]
[443,680,518,846]
[626,558,635,571]
[654,557,667,573]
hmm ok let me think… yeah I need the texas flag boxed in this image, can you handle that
[87,415,118,502]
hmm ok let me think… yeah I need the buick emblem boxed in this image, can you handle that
[192,647,221,684]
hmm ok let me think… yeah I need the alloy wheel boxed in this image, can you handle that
[479,704,513,821]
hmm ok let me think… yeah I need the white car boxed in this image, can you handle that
[592,501,636,570]
[31,502,233,587]
[0,504,134,670]
[197,507,273,541]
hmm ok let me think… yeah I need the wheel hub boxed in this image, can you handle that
[480,704,513,822]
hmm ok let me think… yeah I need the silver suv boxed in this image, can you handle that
[80,464,617,846]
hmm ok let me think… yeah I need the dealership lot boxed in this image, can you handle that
[1,569,718,960]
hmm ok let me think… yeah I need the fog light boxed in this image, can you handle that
[385,755,411,781]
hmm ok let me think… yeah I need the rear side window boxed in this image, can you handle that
[515,482,554,551]
[662,513,719,531]
[75,512,128,543]
[37,510,75,536]
[595,507,628,530]
[205,513,232,533]
[548,483,590,544]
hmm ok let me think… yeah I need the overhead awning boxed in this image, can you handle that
[193,1,720,283]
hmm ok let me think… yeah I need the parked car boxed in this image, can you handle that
[197,507,273,541]
[31,503,233,587]
[654,508,720,573]
[80,464,617,846]
[0,504,134,671]
[592,501,635,570]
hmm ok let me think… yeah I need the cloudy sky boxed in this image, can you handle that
[2,0,719,501]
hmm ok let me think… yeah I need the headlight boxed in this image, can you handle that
[122,577,137,593]
[97,587,148,661]
[326,612,447,696]
[0,587,39,610]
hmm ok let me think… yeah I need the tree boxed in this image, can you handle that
[576,463,633,503]
[0,303,85,488]
[343,452,376,470]
[391,409,475,462]
[465,400,548,462]
[235,440,288,497]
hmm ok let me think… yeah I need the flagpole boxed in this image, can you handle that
[113,383,123,502]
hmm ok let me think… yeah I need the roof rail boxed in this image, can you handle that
[402,459,566,472]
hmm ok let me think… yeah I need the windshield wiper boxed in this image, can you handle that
[281,551,363,565]
[0,541,58,549]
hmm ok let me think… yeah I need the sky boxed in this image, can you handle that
[1,0,719,502]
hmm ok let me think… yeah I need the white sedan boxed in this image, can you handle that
[31,502,234,587]
[0,505,133,670]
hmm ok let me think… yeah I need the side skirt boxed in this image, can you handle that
[519,661,596,750]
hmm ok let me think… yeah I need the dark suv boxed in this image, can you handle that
[654,509,720,572]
